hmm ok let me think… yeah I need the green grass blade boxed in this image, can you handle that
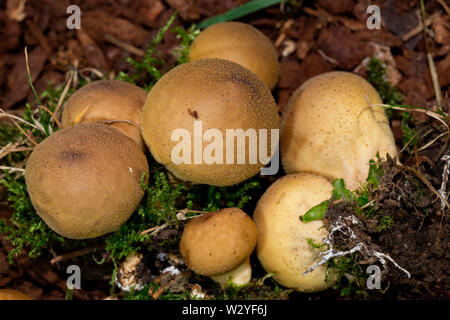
[198,0,284,29]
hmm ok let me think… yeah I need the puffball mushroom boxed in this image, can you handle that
[179,208,258,288]
[25,123,149,239]
[0,289,33,300]
[189,22,279,90]
[281,71,398,190]
[61,80,147,152]
[141,59,280,186]
[253,173,334,292]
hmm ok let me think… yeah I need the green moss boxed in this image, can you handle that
[326,254,368,298]
[104,170,183,261]
[0,174,64,263]
[116,12,199,91]
[186,179,261,212]
[366,58,403,107]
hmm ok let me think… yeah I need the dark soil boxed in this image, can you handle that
[0,0,449,299]
[325,152,449,299]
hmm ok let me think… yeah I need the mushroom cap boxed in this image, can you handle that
[280,71,398,190]
[141,59,280,186]
[0,289,33,300]
[253,173,334,292]
[189,22,279,90]
[61,80,147,152]
[179,208,258,276]
[25,123,149,239]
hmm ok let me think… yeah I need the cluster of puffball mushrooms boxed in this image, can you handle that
[20,21,398,296]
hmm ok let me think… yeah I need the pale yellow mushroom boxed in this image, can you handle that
[253,173,335,292]
[281,71,398,190]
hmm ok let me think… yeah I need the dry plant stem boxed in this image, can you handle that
[406,165,450,209]
[150,274,184,300]
[0,166,25,174]
[0,140,26,160]
[53,71,74,121]
[402,12,439,42]
[139,209,206,236]
[50,244,106,264]
[104,33,144,57]
[437,0,450,17]
[79,67,104,80]
[419,0,443,109]
[439,155,450,210]
[0,109,38,146]
[39,105,62,128]
[418,131,449,152]
[303,216,411,278]
[374,103,450,158]
[0,108,44,132]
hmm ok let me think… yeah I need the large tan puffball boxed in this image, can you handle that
[189,22,279,90]
[253,173,334,292]
[281,71,398,190]
[140,59,279,186]
[61,80,147,152]
[25,124,149,239]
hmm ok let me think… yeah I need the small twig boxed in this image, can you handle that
[402,12,439,42]
[317,49,338,65]
[40,105,62,129]
[53,70,74,122]
[139,209,206,235]
[405,165,450,209]
[0,109,38,146]
[50,245,105,264]
[78,68,104,81]
[417,131,449,152]
[104,33,145,57]
[151,273,184,300]
[372,104,449,131]
[419,0,444,110]
[0,108,45,132]
[0,166,25,174]
[437,0,450,16]
[399,131,419,153]
[359,199,375,210]
[439,155,450,211]
[0,141,32,161]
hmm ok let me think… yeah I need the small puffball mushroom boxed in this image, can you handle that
[281,71,398,190]
[189,22,279,90]
[61,80,147,151]
[141,59,279,186]
[253,173,334,292]
[179,208,258,288]
[25,123,149,239]
[0,289,33,300]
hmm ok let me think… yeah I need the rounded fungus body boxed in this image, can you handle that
[179,208,258,288]
[141,59,280,186]
[25,123,149,239]
[189,22,279,90]
[253,173,334,292]
[280,71,398,190]
[61,80,147,151]
[0,289,33,300]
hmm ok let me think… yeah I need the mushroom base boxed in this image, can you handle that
[209,257,252,289]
